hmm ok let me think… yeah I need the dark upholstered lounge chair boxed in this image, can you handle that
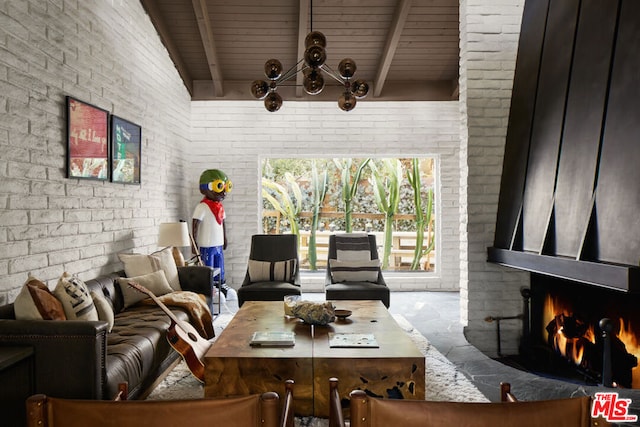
[237,234,302,307]
[325,234,390,308]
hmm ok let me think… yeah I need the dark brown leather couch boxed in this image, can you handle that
[0,266,214,401]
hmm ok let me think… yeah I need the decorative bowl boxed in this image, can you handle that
[334,309,352,320]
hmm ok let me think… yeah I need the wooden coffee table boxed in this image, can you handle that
[203,300,425,417]
[312,301,425,416]
[204,301,315,414]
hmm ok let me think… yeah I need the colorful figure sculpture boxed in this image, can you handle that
[192,169,236,301]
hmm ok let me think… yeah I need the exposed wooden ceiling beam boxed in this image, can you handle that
[451,81,460,99]
[140,0,194,95]
[373,0,412,97]
[192,0,224,97]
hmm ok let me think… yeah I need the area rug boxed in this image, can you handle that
[147,313,488,426]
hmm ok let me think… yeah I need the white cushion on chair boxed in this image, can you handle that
[329,259,380,283]
[248,259,297,282]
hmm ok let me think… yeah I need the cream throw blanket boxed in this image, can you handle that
[142,291,215,339]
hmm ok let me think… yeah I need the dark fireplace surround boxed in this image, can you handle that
[487,0,640,389]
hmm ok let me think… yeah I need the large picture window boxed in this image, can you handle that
[261,157,437,272]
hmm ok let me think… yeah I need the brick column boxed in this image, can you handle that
[459,0,528,356]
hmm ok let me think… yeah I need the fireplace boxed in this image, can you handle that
[522,274,640,389]
[485,0,640,405]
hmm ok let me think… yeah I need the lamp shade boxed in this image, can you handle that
[338,91,357,111]
[158,222,190,248]
[264,92,283,112]
[338,58,357,79]
[303,68,325,95]
[250,80,269,99]
[351,79,369,99]
[264,59,283,80]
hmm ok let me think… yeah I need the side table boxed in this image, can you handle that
[0,346,34,427]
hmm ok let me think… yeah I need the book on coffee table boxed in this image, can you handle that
[250,331,295,347]
[328,333,379,348]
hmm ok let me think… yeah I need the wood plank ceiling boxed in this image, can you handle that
[140,0,460,102]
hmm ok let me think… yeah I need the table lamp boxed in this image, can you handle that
[158,222,191,267]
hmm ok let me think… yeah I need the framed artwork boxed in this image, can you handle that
[110,115,142,184]
[66,96,110,180]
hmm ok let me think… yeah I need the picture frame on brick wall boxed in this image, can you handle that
[110,115,142,184]
[66,96,110,181]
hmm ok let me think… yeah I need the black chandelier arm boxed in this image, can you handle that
[271,81,347,88]
[253,1,368,113]
[273,59,306,86]
[320,64,349,85]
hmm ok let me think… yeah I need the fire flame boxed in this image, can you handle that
[543,294,595,367]
[544,294,640,388]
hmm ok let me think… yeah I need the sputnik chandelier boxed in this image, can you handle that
[250,3,369,112]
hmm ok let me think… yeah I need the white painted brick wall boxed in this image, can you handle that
[0,1,192,303]
[460,0,530,356]
[0,0,535,361]
[188,101,461,293]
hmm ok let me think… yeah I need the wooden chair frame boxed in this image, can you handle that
[329,378,345,427]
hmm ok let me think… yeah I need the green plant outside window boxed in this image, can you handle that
[261,157,436,272]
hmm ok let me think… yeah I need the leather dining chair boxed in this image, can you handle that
[346,386,609,427]
[26,388,294,427]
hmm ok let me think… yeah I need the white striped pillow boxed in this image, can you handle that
[329,259,380,283]
[54,272,99,320]
[334,234,371,261]
[248,259,297,282]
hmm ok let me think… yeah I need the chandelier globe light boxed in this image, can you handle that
[250,3,368,112]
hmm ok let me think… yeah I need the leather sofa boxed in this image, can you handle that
[0,266,214,400]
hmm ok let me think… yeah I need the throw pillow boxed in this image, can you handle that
[150,248,181,291]
[329,259,380,283]
[91,290,115,332]
[14,274,67,320]
[117,269,174,308]
[118,247,181,291]
[54,272,99,321]
[334,234,372,262]
[248,259,297,283]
